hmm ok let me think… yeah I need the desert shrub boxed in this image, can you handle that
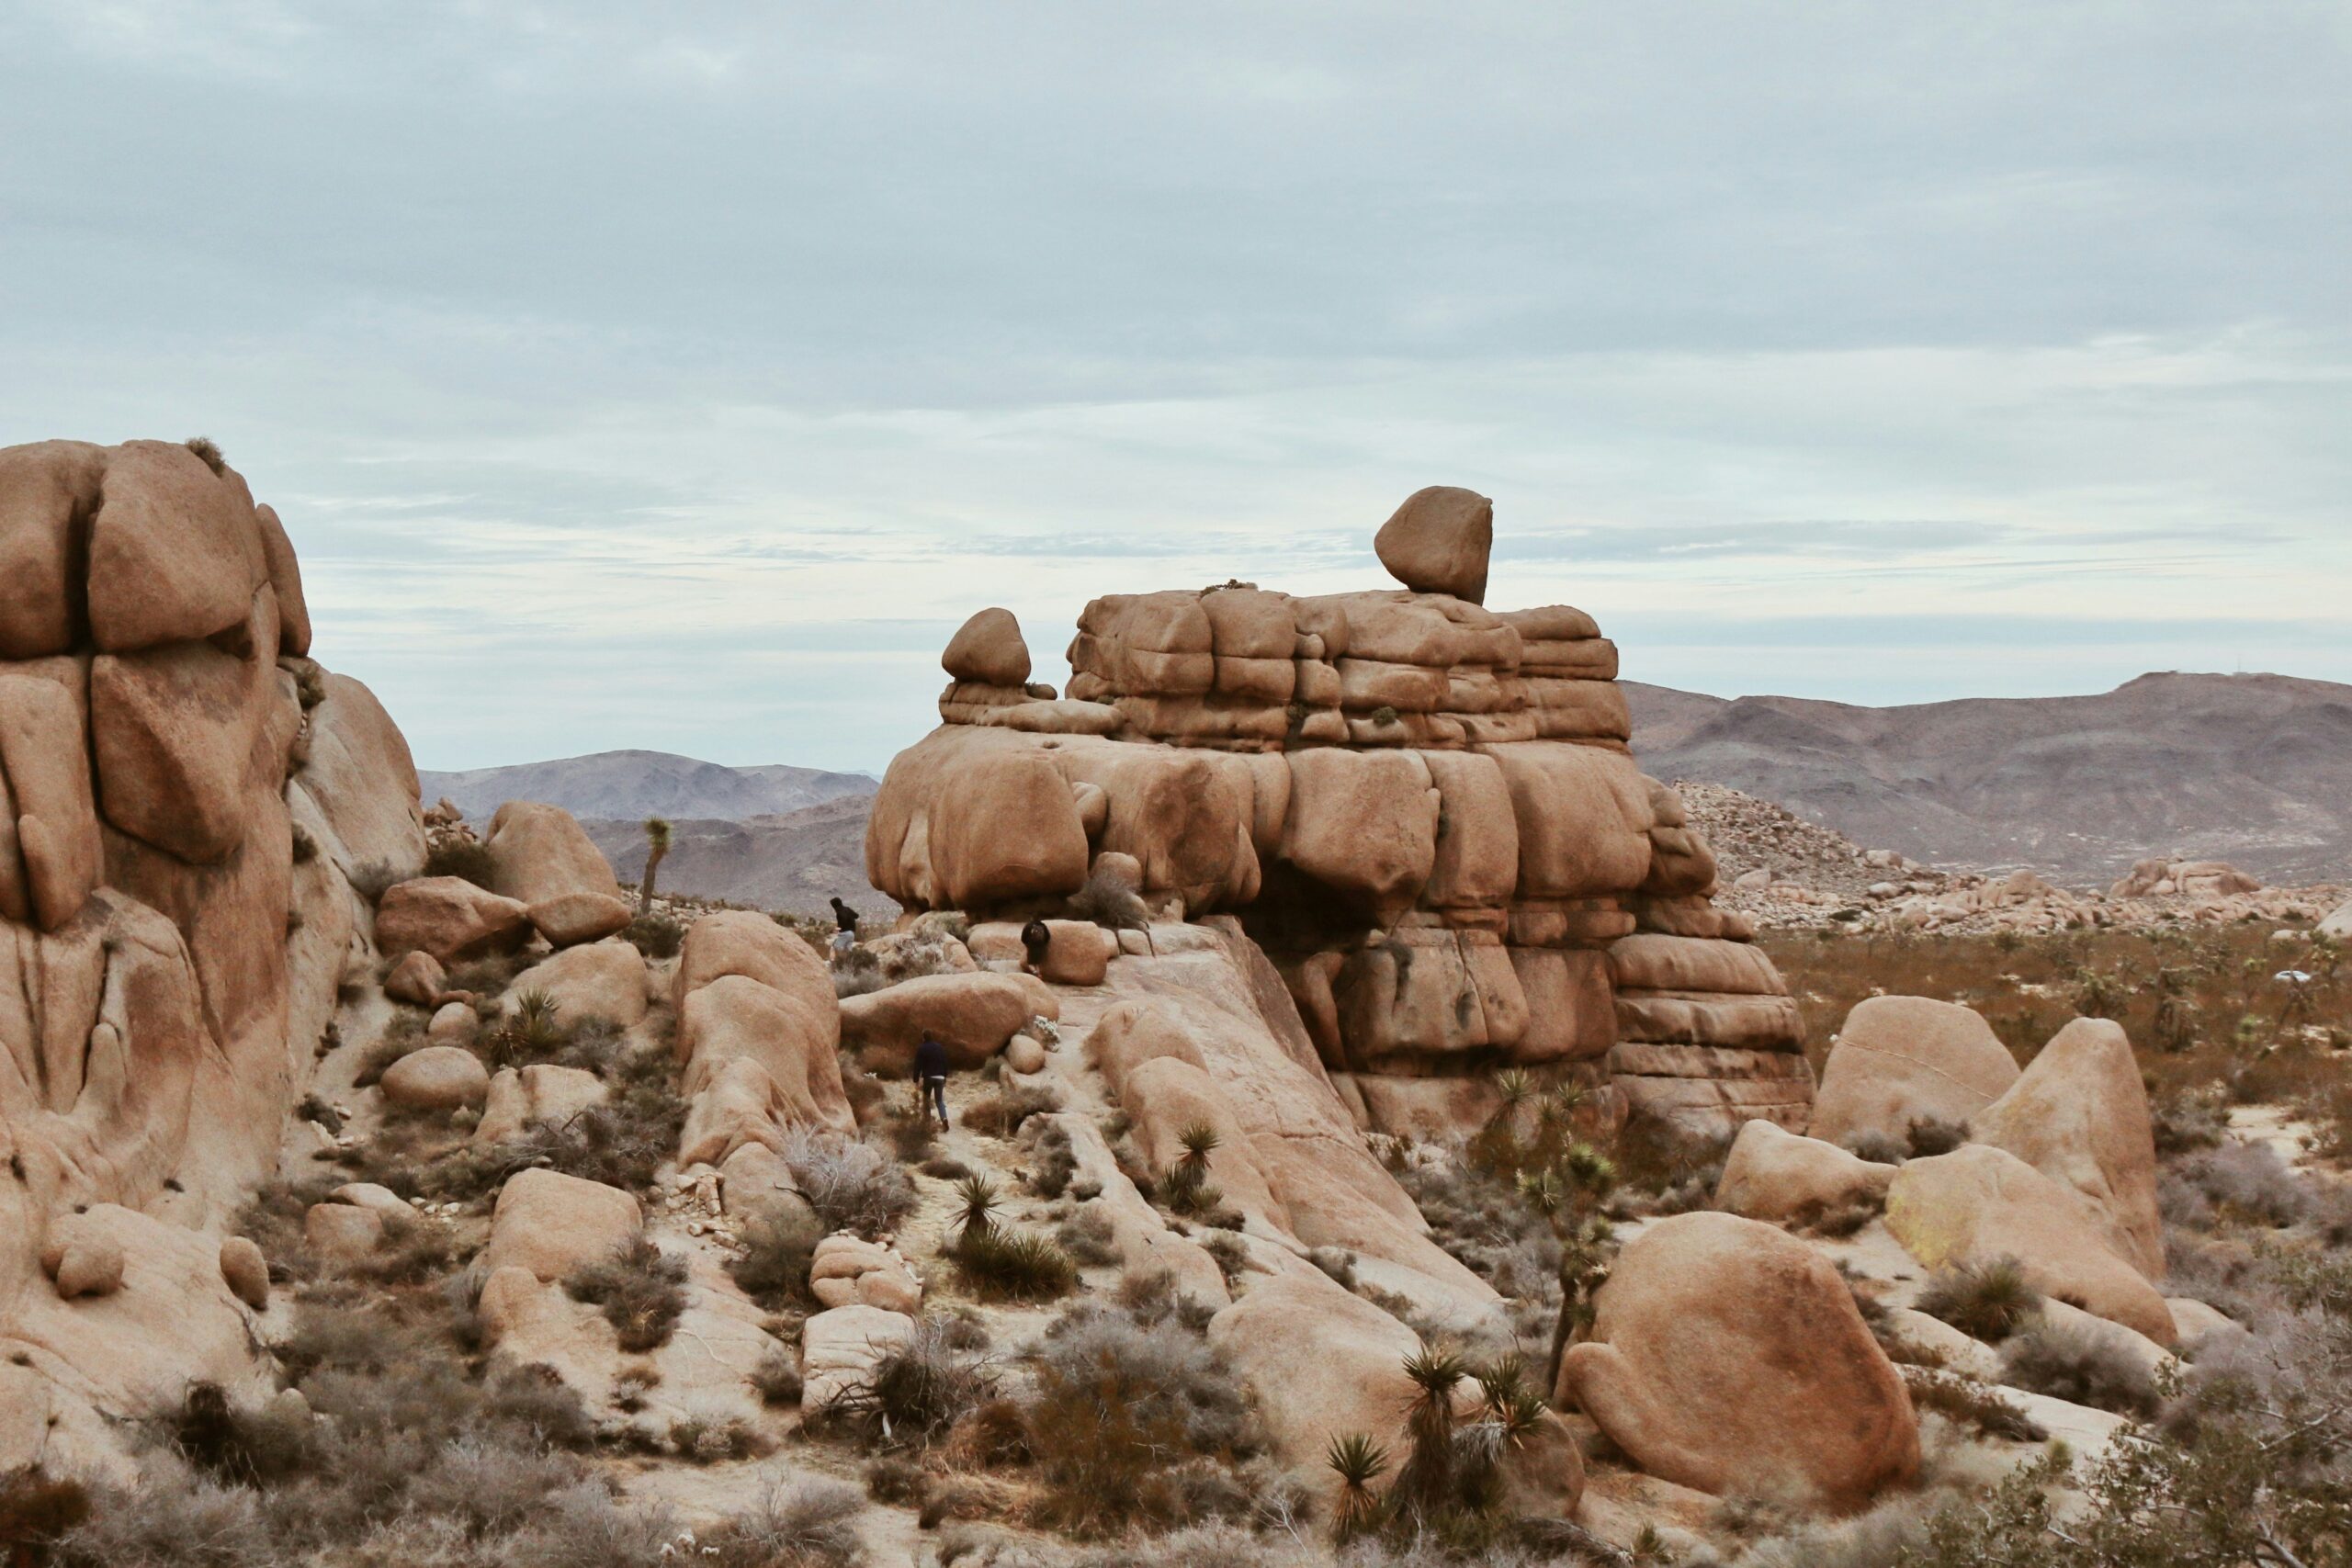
[1905,1116,1969,1157]
[1999,1319,2161,1417]
[1056,1206,1122,1267]
[51,1473,274,1567]
[1392,1151,1561,1304]
[1028,1120,1079,1198]
[1915,1257,2043,1342]
[1900,1367,2048,1442]
[921,1153,972,1181]
[1198,1230,1250,1285]
[829,1318,992,1450]
[1023,1303,1261,1535]
[184,434,226,471]
[784,1129,918,1236]
[1309,1246,1361,1290]
[963,1080,1061,1140]
[1114,1268,1218,1334]
[565,1235,690,1352]
[2177,1140,2312,1227]
[346,858,401,905]
[0,1472,91,1562]
[752,1349,804,1406]
[350,1013,424,1086]
[1844,1131,1909,1166]
[953,1224,1079,1301]
[1791,1193,1883,1237]
[886,1101,939,1162]
[422,836,496,887]
[668,1408,774,1463]
[699,1478,866,1568]
[729,1201,827,1307]
[623,910,685,959]
[1066,861,1152,938]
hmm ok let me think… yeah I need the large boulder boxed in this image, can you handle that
[475,1064,606,1145]
[506,938,650,1030]
[0,672,103,930]
[1883,1145,2176,1345]
[1373,486,1494,604]
[840,971,1045,1076]
[942,607,1031,686]
[800,1303,915,1412]
[808,1235,922,1315]
[1713,1120,1896,1224]
[677,976,856,1142]
[482,801,624,907]
[0,440,105,657]
[1808,996,2020,1149]
[1209,1270,1580,1515]
[674,908,837,1010]
[528,891,631,949]
[379,1044,491,1111]
[480,1168,643,1284]
[1969,1017,2163,1280]
[1559,1212,1917,1511]
[85,439,263,652]
[376,876,533,965]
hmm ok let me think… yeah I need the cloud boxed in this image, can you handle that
[0,2,2345,772]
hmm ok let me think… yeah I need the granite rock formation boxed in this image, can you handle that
[866,491,1809,1139]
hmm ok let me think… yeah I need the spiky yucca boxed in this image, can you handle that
[1326,1432,1390,1542]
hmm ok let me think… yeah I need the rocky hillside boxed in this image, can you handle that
[420,749,874,824]
[1628,671,2352,886]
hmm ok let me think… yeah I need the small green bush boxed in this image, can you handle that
[952,1225,1078,1302]
[423,837,497,887]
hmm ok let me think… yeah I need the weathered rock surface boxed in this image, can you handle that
[482,800,624,908]
[376,876,533,965]
[800,1303,915,1412]
[1,437,423,1471]
[1883,1145,2176,1345]
[1558,1211,1918,1510]
[480,1168,642,1283]
[1970,1017,2164,1280]
[865,490,1799,1140]
[506,937,650,1029]
[808,1234,922,1314]
[673,911,850,1168]
[839,970,1044,1075]
[1808,995,2020,1149]
[474,1064,606,1145]
[1713,1119,1895,1223]
[379,1044,491,1111]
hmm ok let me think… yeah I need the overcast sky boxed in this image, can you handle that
[4,3,2346,774]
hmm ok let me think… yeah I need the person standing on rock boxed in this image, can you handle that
[829,896,860,959]
[1020,917,1051,976]
[913,1032,951,1130]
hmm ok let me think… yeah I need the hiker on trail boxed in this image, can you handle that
[1020,917,1051,976]
[913,1032,951,1130]
[829,896,859,958]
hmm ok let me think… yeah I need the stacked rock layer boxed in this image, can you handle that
[866,487,1810,1137]
[0,438,424,1375]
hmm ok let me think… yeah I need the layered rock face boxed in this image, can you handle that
[867,488,1808,1137]
[0,439,423,1412]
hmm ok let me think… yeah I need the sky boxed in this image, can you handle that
[3,2,2347,775]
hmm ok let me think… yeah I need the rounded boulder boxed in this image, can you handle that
[943,606,1031,686]
[1558,1210,1918,1511]
[1374,485,1494,603]
[1808,995,2020,1151]
[379,1044,492,1111]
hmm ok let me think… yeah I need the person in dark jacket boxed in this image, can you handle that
[1020,917,1051,976]
[829,896,859,959]
[913,1032,951,1129]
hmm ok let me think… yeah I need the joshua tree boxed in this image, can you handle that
[639,817,673,914]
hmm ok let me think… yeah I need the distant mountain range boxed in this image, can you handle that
[1626,671,2352,885]
[419,750,876,824]
[422,672,2352,910]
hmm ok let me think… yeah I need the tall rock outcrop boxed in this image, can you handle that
[866,492,1808,1138]
[0,437,424,1445]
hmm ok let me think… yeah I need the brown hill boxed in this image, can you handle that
[1627,671,2352,885]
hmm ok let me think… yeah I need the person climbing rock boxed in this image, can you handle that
[913,1032,951,1130]
[830,895,860,959]
[1020,917,1051,976]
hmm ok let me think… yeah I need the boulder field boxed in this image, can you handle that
[865,488,1810,1142]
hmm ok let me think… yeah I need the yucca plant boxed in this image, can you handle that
[1162,1122,1221,1211]
[949,1173,1002,1244]
[512,988,562,1054]
[1325,1431,1389,1542]
[639,816,673,914]
[1390,1343,1470,1526]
